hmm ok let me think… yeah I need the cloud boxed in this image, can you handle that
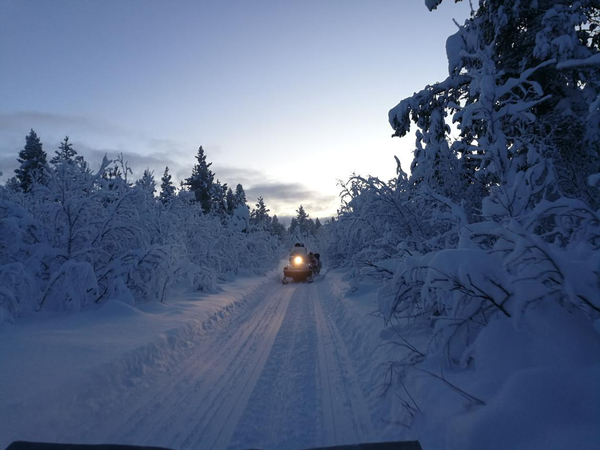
[0,111,132,138]
[0,153,18,180]
[214,166,266,188]
[71,142,190,177]
[0,110,194,183]
[246,181,338,219]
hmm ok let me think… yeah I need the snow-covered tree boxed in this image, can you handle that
[250,196,271,227]
[0,149,285,323]
[159,166,176,204]
[185,146,214,213]
[50,136,77,165]
[135,168,156,193]
[295,205,309,233]
[326,1,600,439]
[210,180,228,216]
[226,187,236,214]
[234,183,247,206]
[4,176,21,193]
[270,214,286,240]
[15,129,48,192]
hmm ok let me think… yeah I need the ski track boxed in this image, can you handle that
[89,277,374,450]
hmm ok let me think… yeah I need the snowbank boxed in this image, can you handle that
[0,272,279,448]
[325,269,600,450]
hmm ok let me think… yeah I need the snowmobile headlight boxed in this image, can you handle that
[294,256,303,265]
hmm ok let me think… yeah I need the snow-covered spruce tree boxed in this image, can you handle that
[225,187,236,214]
[287,205,325,251]
[234,183,247,206]
[210,180,228,217]
[294,205,309,234]
[15,129,48,192]
[135,168,156,194]
[185,145,214,213]
[250,196,271,228]
[159,166,176,204]
[315,217,322,231]
[270,214,287,240]
[50,136,77,165]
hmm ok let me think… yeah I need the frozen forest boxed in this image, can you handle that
[1,0,600,449]
[0,136,324,324]
[325,0,600,447]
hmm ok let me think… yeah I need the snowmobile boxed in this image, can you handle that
[282,244,316,284]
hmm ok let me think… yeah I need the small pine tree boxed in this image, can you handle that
[185,146,214,213]
[270,214,286,239]
[50,136,77,165]
[15,129,48,192]
[159,166,176,204]
[295,205,309,234]
[135,168,156,193]
[234,183,247,206]
[250,196,270,226]
[226,187,236,214]
[210,180,228,215]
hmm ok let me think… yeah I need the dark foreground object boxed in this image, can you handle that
[7,441,422,450]
[6,443,170,450]
[301,442,423,450]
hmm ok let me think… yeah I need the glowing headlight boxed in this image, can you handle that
[294,256,303,265]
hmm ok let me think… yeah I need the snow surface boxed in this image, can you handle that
[0,266,402,450]
[2,263,599,450]
[0,273,279,448]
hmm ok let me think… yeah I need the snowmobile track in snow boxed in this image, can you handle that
[312,284,374,447]
[79,276,374,450]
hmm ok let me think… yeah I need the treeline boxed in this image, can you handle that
[0,132,321,323]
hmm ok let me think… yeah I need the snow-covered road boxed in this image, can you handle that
[107,280,374,450]
[1,273,383,450]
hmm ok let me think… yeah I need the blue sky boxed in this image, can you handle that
[0,0,471,220]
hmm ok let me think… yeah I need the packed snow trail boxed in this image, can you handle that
[227,281,374,450]
[68,276,376,450]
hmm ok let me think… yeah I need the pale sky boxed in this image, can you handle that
[0,0,471,221]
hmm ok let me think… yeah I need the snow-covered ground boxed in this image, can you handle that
[3,264,599,450]
[0,267,403,450]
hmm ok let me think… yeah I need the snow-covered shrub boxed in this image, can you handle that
[0,151,284,323]
[326,0,600,445]
[0,263,39,324]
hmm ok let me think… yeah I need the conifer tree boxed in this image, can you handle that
[159,166,176,204]
[185,146,214,213]
[50,136,77,165]
[234,183,247,206]
[15,129,48,192]
[270,215,286,239]
[135,168,156,193]
[250,196,270,226]
[210,180,228,215]
[295,205,309,234]
[226,187,236,214]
